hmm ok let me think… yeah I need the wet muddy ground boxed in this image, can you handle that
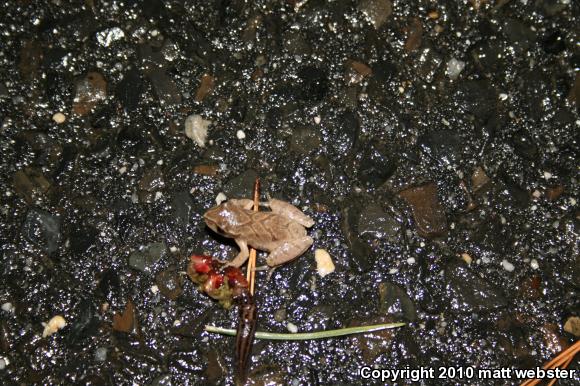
[0,0,579,385]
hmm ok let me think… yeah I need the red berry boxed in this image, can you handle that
[190,254,212,274]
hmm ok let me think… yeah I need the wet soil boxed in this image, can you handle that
[0,1,578,385]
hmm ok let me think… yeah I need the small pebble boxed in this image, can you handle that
[236,130,246,139]
[286,322,298,333]
[406,257,416,265]
[0,357,8,370]
[461,253,472,265]
[446,58,465,79]
[215,192,227,205]
[169,246,178,253]
[388,268,399,274]
[118,166,127,174]
[1,302,14,313]
[314,249,335,278]
[94,347,107,362]
[530,259,539,270]
[274,308,287,322]
[499,93,508,101]
[543,171,552,180]
[151,285,159,294]
[532,190,541,198]
[52,112,66,124]
[313,116,321,124]
[42,315,67,337]
[501,260,515,272]
[184,114,212,148]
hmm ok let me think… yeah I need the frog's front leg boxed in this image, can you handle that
[224,239,250,268]
[264,199,315,228]
[265,236,313,267]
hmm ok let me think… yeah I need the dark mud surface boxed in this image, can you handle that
[0,1,579,385]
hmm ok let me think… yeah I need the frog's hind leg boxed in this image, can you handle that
[224,239,250,268]
[262,198,315,228]
[265,236,313,267]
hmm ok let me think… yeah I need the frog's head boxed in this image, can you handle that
[203,202,234,236]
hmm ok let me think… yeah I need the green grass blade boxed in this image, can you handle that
[205,322,406,341]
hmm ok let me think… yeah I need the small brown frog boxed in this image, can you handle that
[204,198,315,267]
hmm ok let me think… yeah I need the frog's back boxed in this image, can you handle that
[245,211,305,250]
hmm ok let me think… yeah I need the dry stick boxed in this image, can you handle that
[520,340,580,386]
[246,178,260,295]
[547,355,575,386]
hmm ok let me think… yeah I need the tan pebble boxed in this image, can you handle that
[564,316,580,337]
[52,112,66,124]
[314,248,335,278]
[428,10,439,19]
[42,315,67,337]
[461,253,472,265]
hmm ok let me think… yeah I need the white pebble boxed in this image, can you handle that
[151,285,159,294]
[0,356,9,370]
[388,268,399,274]
[154,191,163,201]
[570,198,577,206]
[543,171,552,180]
[169,246,178,253]
[215,192,227,205]
[52,112,66,124]
[118,166,127,174]
[406,257,416,265]
[184,114,212,148]
[501,260,515,272]
[236,130,246,139]
[446,58,465,79]
[530,259,539,270]
[1,302,13,313]
[532,190,541,198]
[313,116,321,124]
[499,93,508,101]
[156,159,163,165]
[286,322,298,333]
[42,315,67,337]
[314,249,335,278]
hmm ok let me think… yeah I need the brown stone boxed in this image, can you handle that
[112,299,138,333]
[13,168,51,204]
[546,185,564,201]
[73,72,107,116]
[19,40,42,80]
[399,182,447,238]
[471,166,491,192]
[405,18,423,52]
[195,74,215,102]
[155,269,183,300]
[193,164,219,176]
[348,60,372,77]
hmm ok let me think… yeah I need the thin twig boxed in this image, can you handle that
[246,178,260,295]
[206,322,406,340]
